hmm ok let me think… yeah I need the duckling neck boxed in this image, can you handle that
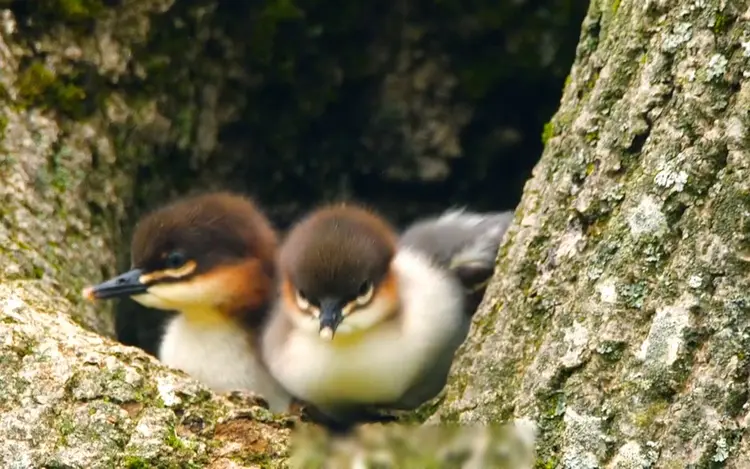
[178,305,231,325]
[158,308,291,412]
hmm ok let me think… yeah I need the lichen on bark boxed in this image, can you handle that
[434,0,750,466]
[0,283,291,468]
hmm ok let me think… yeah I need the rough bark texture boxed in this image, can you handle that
[434,0,750,467]
[0,282,291,468]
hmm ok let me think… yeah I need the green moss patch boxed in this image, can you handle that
[16,61,97,119]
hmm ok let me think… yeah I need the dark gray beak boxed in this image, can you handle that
[84,268,148,300]
[318,298,345,340]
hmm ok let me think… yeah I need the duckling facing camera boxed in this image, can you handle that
[261,203,511,429]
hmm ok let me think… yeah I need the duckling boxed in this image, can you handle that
[399,208,513,314]
[261,203,512,428]
[83,191,293,412]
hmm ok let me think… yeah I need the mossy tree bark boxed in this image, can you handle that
[434,0,750,467]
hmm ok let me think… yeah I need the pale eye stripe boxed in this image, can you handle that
[139,260,197,284]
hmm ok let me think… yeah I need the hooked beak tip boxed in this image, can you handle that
[83,268,148,300]
[319,326,335,340]
[82,286,96,302]
[318,298,344,340]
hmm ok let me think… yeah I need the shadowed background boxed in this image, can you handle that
[3,0,586,349]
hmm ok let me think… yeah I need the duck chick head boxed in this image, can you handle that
[278,204,401,341]
[84,191,278,326]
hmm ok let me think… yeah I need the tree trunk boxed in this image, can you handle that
[433,0,750,467]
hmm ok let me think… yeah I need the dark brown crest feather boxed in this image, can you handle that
[131,191,278,279]
[279,203,397,300]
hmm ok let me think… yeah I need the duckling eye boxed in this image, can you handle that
[295,289,311,311]
[356,281,374,305]
[165,251,187,269]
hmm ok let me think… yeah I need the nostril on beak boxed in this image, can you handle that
[116,278,127,285]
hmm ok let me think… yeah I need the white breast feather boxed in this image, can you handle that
[159,314,291,412]
[266,248,465,406]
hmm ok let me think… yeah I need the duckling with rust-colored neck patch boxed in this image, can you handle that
[83,192,293,412]
[261,203,511,427]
